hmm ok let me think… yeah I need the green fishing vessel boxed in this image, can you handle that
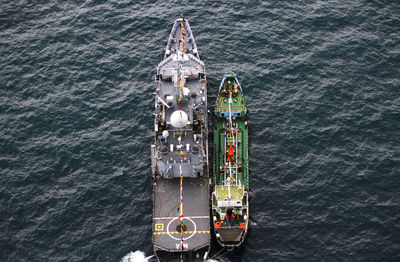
[212,73,249,247]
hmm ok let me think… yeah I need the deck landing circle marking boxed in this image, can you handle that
[166,217,197,241]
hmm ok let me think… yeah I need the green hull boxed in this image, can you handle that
[212,73,249,247]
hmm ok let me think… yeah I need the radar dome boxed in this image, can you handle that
[162,130,169,138]
[170,110,188,128]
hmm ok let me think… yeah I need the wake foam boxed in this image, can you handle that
[121,251,154,262]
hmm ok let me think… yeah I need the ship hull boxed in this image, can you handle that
[211,73,249,248]
[151,17,210,261]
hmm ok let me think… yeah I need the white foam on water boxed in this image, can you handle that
[121,251,154,262]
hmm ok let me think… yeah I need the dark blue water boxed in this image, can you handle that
[1,1,399,261]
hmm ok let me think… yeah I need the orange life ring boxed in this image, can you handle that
[215,221,221,228]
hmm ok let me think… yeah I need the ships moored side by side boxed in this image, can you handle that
[151,17,210,262]
[212,73,249,248]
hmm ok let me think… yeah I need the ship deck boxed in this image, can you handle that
[153,176,210,252]
[214,118,249,189]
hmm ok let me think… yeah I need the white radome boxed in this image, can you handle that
[162,130,169,138]
[170,110,188,128]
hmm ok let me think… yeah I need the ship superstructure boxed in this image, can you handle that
[212,73,249,247]
[151,17,210,262]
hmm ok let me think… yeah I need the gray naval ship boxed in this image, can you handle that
[151,17,210,262]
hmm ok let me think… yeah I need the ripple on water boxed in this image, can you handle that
[1,1,399,261]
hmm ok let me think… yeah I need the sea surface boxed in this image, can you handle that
[1,1,399,261]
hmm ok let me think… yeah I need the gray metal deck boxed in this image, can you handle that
[153,176,210,251]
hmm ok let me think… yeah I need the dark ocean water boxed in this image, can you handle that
[1,1,399,261]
